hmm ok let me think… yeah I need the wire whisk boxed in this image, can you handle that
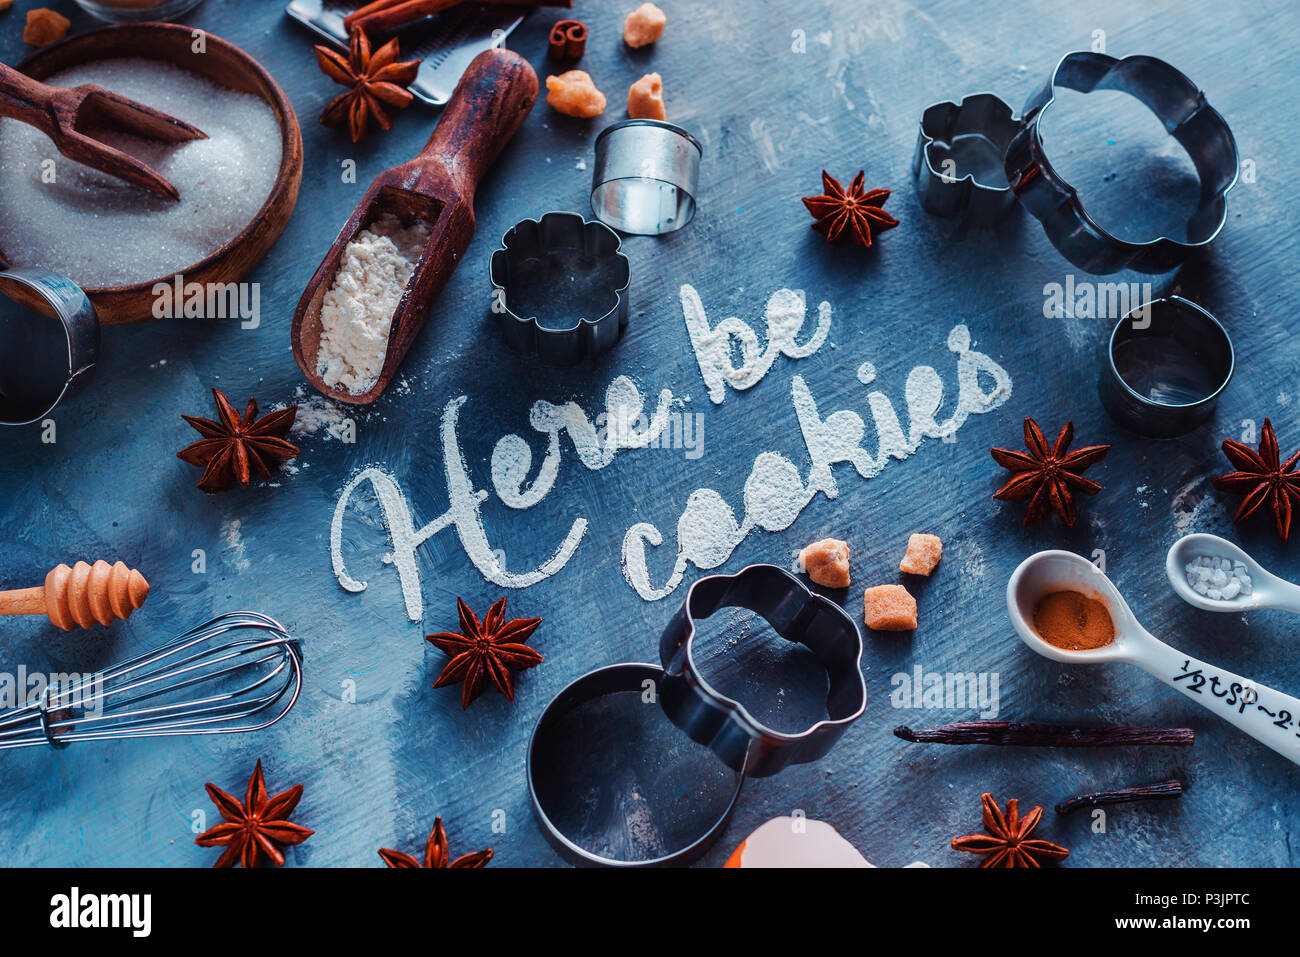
[0,611,302,750]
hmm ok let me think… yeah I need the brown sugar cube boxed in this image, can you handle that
[545,70,607,118]
[899,533,942,576]
[0,0,15,13]
[623,2,667,47]
[798,538,850,589]
[863,584,917,631]
[24,8,70,46]
[627,72,667,121]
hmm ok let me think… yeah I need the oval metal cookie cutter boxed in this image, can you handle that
[1004,51,1238,274]
[913,92,1021,224]
[0,267,98,426]
[490,211,630,365]
[658,563,867,777]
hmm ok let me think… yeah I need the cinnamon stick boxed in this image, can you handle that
[343,0,407,31]
[349,0,458,34]
[893,721,1195,747]
[345,0,573,35]
[1055,779,1184,815]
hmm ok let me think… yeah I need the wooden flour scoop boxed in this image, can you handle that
[293,48,538,404]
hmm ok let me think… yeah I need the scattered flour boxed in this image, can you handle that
[317,214,430,395]
[290,391,353,442]
[222,519,251,571]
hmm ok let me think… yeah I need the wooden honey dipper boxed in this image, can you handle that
[0,561,149,630]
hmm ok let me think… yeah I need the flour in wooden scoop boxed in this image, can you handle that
[0,58,281,287]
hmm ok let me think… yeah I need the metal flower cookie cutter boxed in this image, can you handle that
[659,563,867,776]
[913,92,1021,224]
[527,564,866,866]
[0,268,98,426]
[1004,51,1238,274]
[490,211,629,365]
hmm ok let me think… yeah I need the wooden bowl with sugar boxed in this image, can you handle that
[0,24,302,325]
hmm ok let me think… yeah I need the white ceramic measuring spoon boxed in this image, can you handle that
[1166,532,1300,613]
[1007,550,1300,767]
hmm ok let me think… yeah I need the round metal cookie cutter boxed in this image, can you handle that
[658,563,867,778]
[490,211,630,365]
[1004,51,1238,275]
[591,119,702,235]
[0,267,98,426]
[1099,295,1234,438]
[913,92,1021,224]
[527,662,744,868]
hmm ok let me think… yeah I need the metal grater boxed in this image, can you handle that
[285,1,525,106]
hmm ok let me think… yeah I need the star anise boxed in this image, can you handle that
[177,387,299,494]
[1212,418,1300,541]
[951,792,1070,868]
[801,170,899,247]
[427,597,542,709]
[991,417,1110,527]
[315,29,421,142]
[378,817,494,869]
[194,760,313,868]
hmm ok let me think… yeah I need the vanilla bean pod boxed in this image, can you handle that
[1056,780,1184,815]
[893,721,1195,747]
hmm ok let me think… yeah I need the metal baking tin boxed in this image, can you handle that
[591,119,702,235]
[490,211,630,365]
[913,92,1021,224]
[659,564,867,777]
[1004,52,1238,274]
[527,662,744,868]
[1099,295,1234,438]
[0,267,98,426]
[284,0,524,106]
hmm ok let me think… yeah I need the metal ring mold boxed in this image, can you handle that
[913,92,1021,224]
[0,267,98,426]
[658,564,867,778]
[490,211,630,366]
[526,662,744,867]
[1004,51,1238,275]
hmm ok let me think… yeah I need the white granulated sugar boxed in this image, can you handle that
[1185,554,1252,602]
[316,214,430,395]
[0,59,281,287]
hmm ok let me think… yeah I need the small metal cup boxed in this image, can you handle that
[591,119,702,235]
[1099,296,1233,438]
[0,268,99,426]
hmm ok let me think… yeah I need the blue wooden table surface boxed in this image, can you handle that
[0,0,1296,867]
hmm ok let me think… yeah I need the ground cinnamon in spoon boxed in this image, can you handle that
[1033,590,1115,651]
